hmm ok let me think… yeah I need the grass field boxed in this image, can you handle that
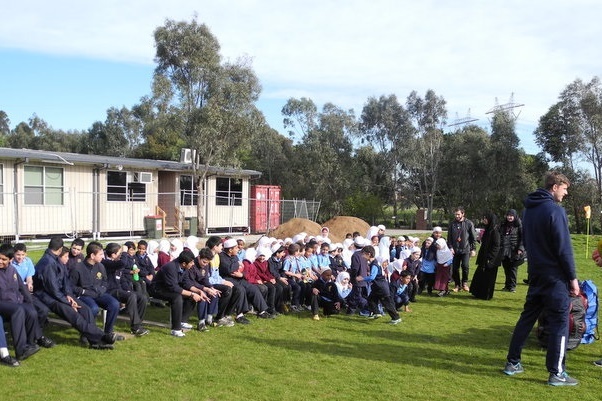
[2,235,602,401]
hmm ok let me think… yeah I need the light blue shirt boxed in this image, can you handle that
[208,266,225,285]
[11,256,35,284]
[316,253,331,268]
[283,256,301,274]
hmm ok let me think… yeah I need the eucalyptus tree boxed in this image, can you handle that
[149,18,262,232]
[438,124,491,216]
[406,90,447,226]
[534,102,581,170]
[0,111,9,145]
[359,94,414,219]
[241,123,295,190]
[282,98,356,219]
[487,109,524,212]
[534,77,602,228]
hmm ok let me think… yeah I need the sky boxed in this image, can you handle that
[1,0,601,155]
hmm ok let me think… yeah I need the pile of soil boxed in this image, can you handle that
[268,218,322,240]
[268,216,371,244]
[322,216,370,243]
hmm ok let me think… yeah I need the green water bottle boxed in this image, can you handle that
[132,263,140,282]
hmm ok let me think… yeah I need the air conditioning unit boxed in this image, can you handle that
[180,148,193,164]
[133,172,153,184]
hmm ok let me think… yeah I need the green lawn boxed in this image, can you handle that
[2,235,602,401]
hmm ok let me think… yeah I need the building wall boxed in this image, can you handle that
[0,158,255,237]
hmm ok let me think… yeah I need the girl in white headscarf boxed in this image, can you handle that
[184,236,200,257]
[147,240,160,269]
[169,238,184,260]
[157,239,171,269]
[335,271,353,300]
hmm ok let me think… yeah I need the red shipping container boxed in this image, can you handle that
[250,185,281,234]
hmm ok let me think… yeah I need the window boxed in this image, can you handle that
[107,171,146,202]
[180,175,198,206]
[24,166,64,205]
[215,177,242,206]
[0,164,3,205]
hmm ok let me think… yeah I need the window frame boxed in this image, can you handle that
[180,174,199,206]
[23,165,64,206]
[215,177,242,206]
[106,171,146,202]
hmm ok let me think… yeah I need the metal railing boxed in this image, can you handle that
[0,190,321,240]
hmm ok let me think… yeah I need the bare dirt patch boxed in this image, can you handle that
[268,218,322,240]
[267,216,371,243]
[321,216,371,243]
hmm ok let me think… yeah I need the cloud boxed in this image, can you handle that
[2,0,601,151]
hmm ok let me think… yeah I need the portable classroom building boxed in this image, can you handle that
[0,148,261,240]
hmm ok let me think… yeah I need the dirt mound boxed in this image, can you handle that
[267,216,371,244]
[322,216,371,243]
[268,218,322,240]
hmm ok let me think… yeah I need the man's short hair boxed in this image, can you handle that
[71,238,85,248]
[205,236,222,249]
[86,242,104,258]
[177,250,195,264]
[198,247,213,261]
[104,243,122,258]
[48,237,64,251]
[361,245,375,258]
[0,244,14,259]
[544,171,570,190]
[13,243,27,253]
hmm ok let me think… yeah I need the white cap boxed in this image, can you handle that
[354,236,365,247]
[223,238,238,249]
[377,224,386,231]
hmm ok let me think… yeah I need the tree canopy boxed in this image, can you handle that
[7,17,602,231]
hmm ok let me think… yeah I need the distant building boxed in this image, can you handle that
[0,147,261,241]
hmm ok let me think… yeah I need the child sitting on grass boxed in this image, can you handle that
[357,246,401,325]
[391,270,412,312]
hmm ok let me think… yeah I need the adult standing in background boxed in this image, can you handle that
[503,171,579,386]
[469,211,501,300]
[499,209,525,292]
[447,207,477,292]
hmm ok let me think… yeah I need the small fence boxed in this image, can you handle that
[0,190,320,241]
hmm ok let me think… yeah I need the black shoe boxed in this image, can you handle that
[257,311,272,319]
[17,344,40,361]
[131,327,150,337]
[110,333,125,341]
[37,336,55,348]
[235,316,251,325]
[79,335,90,347]
[0,355,20,367]
[101,332,117,345]
[89,343,114,350]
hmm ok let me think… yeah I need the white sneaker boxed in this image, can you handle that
[180,322,193,330]
[171,330,185,337]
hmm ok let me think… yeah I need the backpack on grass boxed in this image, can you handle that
[536,293,587,351]
[580,280,599,344]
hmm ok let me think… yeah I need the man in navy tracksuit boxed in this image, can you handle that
[503,171,580,386]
